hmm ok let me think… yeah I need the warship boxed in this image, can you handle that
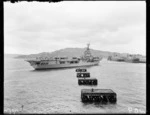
[26,44,102,70]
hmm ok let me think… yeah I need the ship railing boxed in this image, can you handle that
[26,58,61,62]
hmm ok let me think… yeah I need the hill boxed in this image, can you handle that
[14,48,144,59]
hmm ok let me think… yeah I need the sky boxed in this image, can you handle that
[4,1,146,55]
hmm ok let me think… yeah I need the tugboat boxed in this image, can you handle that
[26,44,102,70]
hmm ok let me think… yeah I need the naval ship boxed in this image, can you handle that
[26,44,102,70]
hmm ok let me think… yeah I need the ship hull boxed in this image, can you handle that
[32,61,99,70]
[125,60,146,63]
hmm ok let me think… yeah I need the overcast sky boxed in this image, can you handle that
[4,1,146,55]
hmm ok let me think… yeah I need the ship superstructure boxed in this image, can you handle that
[26,44,102,70]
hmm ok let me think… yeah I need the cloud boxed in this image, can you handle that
[4,1,146,55]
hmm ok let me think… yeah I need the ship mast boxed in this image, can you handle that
[87,43,90,50]
[83,43,92,60]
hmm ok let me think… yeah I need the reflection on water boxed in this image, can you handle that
[4,57,146,113]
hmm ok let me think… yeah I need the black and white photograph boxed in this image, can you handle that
[4,1,146,114]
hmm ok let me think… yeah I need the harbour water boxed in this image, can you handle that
[4,55,146,113]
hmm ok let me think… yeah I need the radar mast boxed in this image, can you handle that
[87,43,90,50]
[83,43,92,60]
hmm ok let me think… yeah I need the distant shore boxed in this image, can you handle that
[7,47,144,60]
[5,48,146,64]
[107,55,146,63]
